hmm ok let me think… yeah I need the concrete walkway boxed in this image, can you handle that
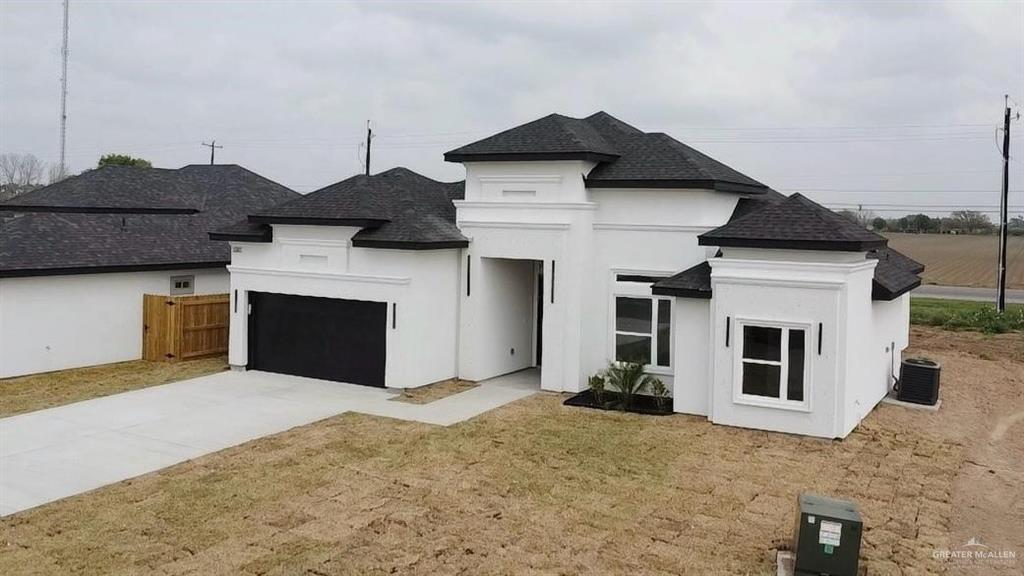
[0,368,538,516]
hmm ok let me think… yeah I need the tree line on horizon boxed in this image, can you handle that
[0,152,152,201]
[837,208,1023,236]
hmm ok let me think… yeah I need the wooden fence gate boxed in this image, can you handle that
[143,293,230,361]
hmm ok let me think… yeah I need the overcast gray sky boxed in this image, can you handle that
[1,0,1022,217]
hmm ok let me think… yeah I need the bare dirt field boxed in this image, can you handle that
[886,232,1024,289]
[390,378,478,404]
[0,328,1020,575]
[0,356,228,417]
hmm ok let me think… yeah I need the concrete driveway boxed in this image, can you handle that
[0,368,538,516]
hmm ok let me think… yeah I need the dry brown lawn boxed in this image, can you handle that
[886,232,1024,289]
[0,357,228,417]
[390,378,478,405]
[1,328,1021,575]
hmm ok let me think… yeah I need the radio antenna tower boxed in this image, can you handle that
[58,0,70,173]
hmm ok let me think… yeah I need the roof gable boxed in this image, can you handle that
[444,113,619,163]
[217,167,468,249]
[0,165,298,277]
[699,193,887,251]
[445,111,767,193]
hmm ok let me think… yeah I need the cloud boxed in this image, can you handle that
[0,0,1020,214]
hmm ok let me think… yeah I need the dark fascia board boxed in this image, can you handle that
[247,215,389,227]
[584,178,768,194]
[698,235,888,252]
[208,230,272,243]
[444,151,620,164]
[0,261,226,279]
[0,205,198,215]
[350,238,470,250]
[650,285,712,299]
[872,277,922,301]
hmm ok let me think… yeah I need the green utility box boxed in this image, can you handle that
[793,493,863,576]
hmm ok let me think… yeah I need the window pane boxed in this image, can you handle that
[743,326,781,361]
[616,334,651,364]
[742,362,781,398]
[616,297,652,334]
[787,329,805,401]
[657,300,671,366]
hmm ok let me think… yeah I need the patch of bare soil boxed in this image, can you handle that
[899,327,1024,575]
[390,378,478,404]
[0,328,1018,575]
[0,356,228,417]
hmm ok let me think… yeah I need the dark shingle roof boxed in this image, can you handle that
[655,193,921,300]
[444,113,620,163]
[0,165,298,277]
[651,261,712,299]
[445,111,768,193]
[652,251,921,301]
[869,248,923,300]
[699,193,888,251]
[215,167,468,250]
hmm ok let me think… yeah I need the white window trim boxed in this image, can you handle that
[732,318,812,412]
[609,271,674,374]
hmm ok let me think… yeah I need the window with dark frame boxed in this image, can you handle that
[740,324,806,403]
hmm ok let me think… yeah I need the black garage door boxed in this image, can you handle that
[248,292,387,387]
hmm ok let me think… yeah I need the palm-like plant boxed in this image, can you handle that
[604,361,656,411]
[649,377,669,411]
[588,373,606,405]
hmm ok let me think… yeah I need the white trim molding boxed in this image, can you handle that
[457,220,571,231]
[477,175,563,184]
[593,223,714,233]
[227,266,411,285]
[453,200,597,211]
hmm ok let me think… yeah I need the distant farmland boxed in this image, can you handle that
[885,233,1024,289]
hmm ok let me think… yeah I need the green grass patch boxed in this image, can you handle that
[911,297,1024,333]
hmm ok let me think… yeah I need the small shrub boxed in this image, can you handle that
[588,373,606,405]
[649,378,669,411]
[604,362,657,411]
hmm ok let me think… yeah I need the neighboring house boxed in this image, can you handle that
[0,164,298,378]
[213,112,922,438]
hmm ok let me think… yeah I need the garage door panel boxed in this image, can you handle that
[249,292,386,387]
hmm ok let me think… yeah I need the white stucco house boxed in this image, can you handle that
[213,112,922,438]
[0,164,298,378]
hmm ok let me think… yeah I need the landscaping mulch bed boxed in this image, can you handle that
[563,389,673,415]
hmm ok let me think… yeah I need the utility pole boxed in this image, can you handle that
[365,120,373,176]
[201,140,223,165]
[58,0,70,174]
[997,96,1016,312]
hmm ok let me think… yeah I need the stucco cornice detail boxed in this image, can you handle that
[477,175,563,184]
[453,200,596,211]
[457,220,571,231]
[593,223,714,233]
[227,266,411,285]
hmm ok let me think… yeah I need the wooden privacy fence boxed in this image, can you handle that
[143,293,230,361]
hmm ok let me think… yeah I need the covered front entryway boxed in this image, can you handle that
[247,292,387,387]
[458,257,544,383]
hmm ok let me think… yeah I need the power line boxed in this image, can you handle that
[201,140,223,165]
[666,122,996,131]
